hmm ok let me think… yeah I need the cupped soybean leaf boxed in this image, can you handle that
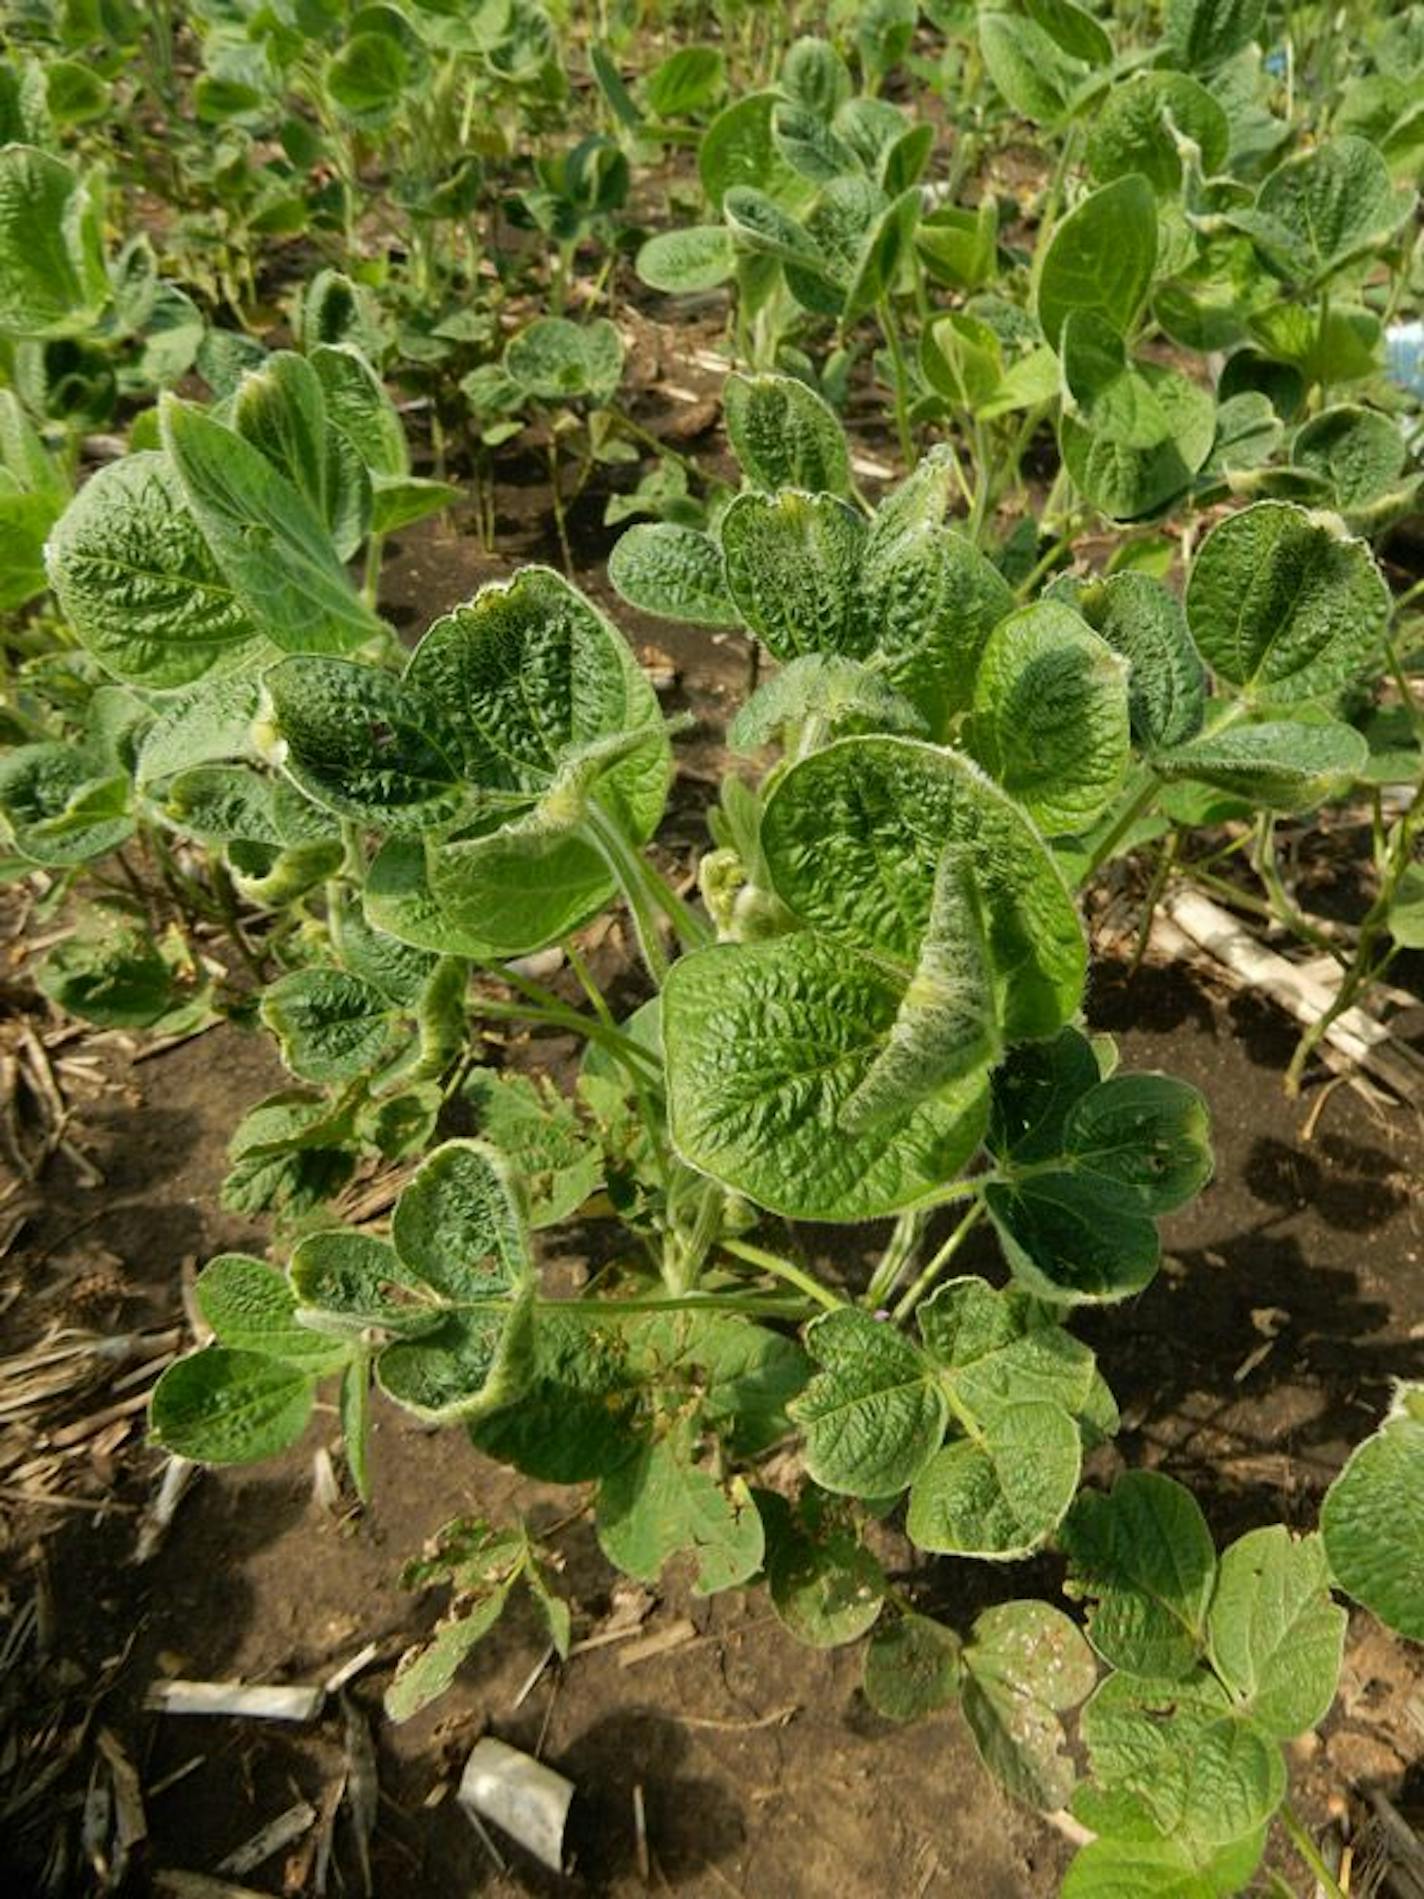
[504,317,624,404]
[723,371,850,496]
[760,1491,886,1647]
[978,8,1088,126]
[1153,719,1368,809]
[1062,1471,1217,1677]
[646,43,725,118]
[730,654,929,750]
[961,1600,1097,1811]
[1081,1671,1285,1850]
[921,310,1005,412]
[839,846,1001,1133]
[772,102,860,185]
[0,745,133,866]
[161,397,382,654]
[1207,1527,1346,1737]
[760,737,1086,1037]
[918,1275,1099,1422]
[1036,175,1158,351]
[791,1307,945,1497]
[596,1421,764,1594]
[260,967,394,1084]
[843,186,921,324]
[404,567,669,840]
[309,343,407,478]
[232,351,371,560]
[45,453,266,689]
[664,933,990,1222]
[864,1613,963,1720]
[391,1139,528,1297]
[724,186,831,278]
[1293,406,1408,513]
[1247,136,1404,286]
[377,1299,534,1425]
[1064,573,1206,751]
[263,656,464,832]
[372,474,460,535]
[720,490,868,660]
[635,225,736,293]
[36,919,196,1028]
[164,764,280,846]
[1185,502,1390,703]
[1165,0,1264,70]
[426,807,621,959]
[151,1347,314,1464]
[607,522,739,625]
[861,450,1016,732]
[967,601,1131,835]
[1248,300,1382,388]
[329,29,410,125]
[906,1401,1082,1558]
[782,36,853,116]
[1321,1385,1424,1641]
[1389,865,1424,951]
[1063,1074,1213,1213]
[363,835,536,957]
[331,898,437,1007]
[1087,71,1230,194]
[290,1229,443,1338]
[700,92,807,208]
[195,1254,350,1371]
[0,146,108,337]
[1059,319,1216,520]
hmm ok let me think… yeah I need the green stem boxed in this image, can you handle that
[473,987,662,1081]
[543,1291,814,1320]
[878,297,916,470]
[719,1238,842,1311]
[864,1208,929,1309]
[892,1200,987,1323]
[1277,1801,1347,1899]
[582,804,671,985]
[1085,767,1161,878]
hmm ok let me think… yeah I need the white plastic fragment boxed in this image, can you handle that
[144,1680,325,1722]
[457,1737,574,1873]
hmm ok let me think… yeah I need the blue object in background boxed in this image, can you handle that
[1386,322,1424,399]
[1263,47,1288,75]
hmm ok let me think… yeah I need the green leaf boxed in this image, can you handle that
[635,224,737,293]
[967,599,1132,835]
[1292,406,1408,514]
[962,1600,1097,1810]
[391,1139,529,1299]
[1036,175,1158,351]
[1164,0,1264,70]
[863,1613,963,1720]
[1086,71,1230,194]
[699,91,808,209]
[607,522,739,625]
[906,1400,1082,1557]
[195,1254,350,1371]
[1062,1829,1268,1899]
[231,350,371,560]
[723,371,850,496]
[1081,1671,1286,1849]
[760,1492,886,1648]
[719,489,868,660]
[1063,572,1206,751]
[729,654,929,750]
[664,932,990,1222]
[1321,1385,1424,1641]
[404,566,669,840]
[978,8,1087,125]
[988,1026,1104,1162]
[791,1308,947,1497]
[1062,1472,1217,1677]
[1153,719,1368,810]
[1388,864,1424,951]
[645,43,725,118]
[151,1347,314,1464]
[0,146,107,337]
[384,1588,509,1723]
[263,655,465,833]
[0,745,134,867]
[839,846,1001,1133]
[917,1274,1099,1422]
[1184,501,1391,704]
[596,1421,765,1594]
[463,1070,602,1227]
[260,967,395,1084]
[309,343,407,478]
[504,317,623,404]
[760,737,1086,1037]
[1207,1527,1345,1737]
[290,1230,444,1338]
[161,396,382,654]
[1059,315,1217,520]
[1247,136,1403,286]
[861,451,1016,733]
[471,1308,642,1482]
[45,452,266,689]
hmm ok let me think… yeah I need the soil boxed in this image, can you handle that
[3,347,1423,1899]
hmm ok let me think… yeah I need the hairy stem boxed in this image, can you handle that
[892,1200,987,1323]
[720,1238,842,1311]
